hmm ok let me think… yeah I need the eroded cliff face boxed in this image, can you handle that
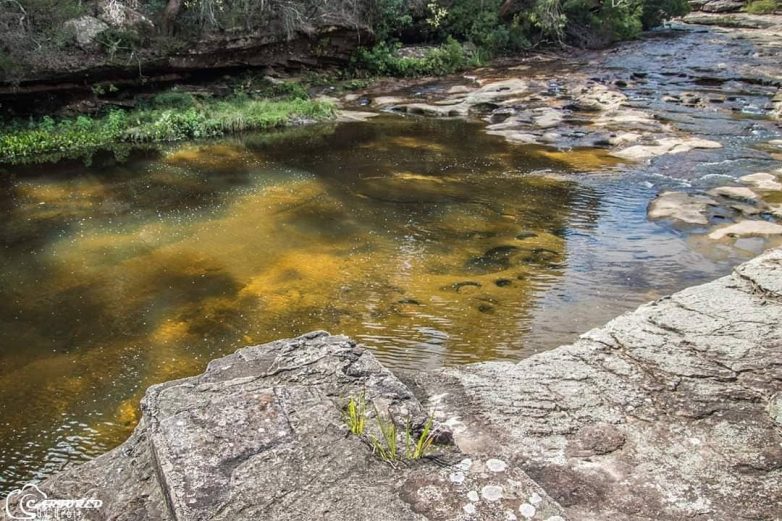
[0,0,373,109]
[10,248,781,520]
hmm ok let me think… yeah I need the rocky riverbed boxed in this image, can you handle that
[336,13,782,250]
[8,247,780,521]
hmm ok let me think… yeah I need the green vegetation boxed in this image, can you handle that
[0,90,335,163]
[745,0,778,13]
[406,416,435,460]
[343,395,368,436]
[353,0,691,74]
[342,397,437,463]
[370,409,400,462]
[352,37,484,77]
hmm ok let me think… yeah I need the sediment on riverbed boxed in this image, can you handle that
[8,247,780,521]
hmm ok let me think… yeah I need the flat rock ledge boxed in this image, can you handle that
[6,250,782,521]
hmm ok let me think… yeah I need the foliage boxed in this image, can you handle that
[0,91,335,163]
[343,398,438,463]
[405,416,435,460]
[363,0,691,65]
[370,408,399,462]
[95,28,146,60]
[745,0,778,13]
[352,37,482,77]
[343,395,367,435]
[439,0,530,53]
[373,0,414,41]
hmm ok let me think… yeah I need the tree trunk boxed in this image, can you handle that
[161,0,183,35]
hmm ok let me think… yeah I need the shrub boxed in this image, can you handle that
[745,0,778,13]
[352,38,482,77]
[151,91,198,109]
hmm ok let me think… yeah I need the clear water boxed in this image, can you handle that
[0,115,770,493]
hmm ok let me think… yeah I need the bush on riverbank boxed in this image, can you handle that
[355,0,691,69]
[0,92,334,163]
[351,37,485,77]
[745,0,778,13]
[350,0,690,76]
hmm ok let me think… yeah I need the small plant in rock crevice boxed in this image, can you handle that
[342,396,438,464]
[343,395,367,435]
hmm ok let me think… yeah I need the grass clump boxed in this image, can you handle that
[0,91,335,164]
[343,396,438,463]
[745,0,778,13]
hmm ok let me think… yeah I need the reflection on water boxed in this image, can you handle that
[0,116,752,492]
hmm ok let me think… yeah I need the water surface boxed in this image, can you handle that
[0,115,762,493]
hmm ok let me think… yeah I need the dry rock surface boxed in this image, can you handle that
[8,250,781,520]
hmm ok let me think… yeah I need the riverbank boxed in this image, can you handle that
[11,247,779,520]
[0,89,335,164]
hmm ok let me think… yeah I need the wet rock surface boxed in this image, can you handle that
[11,249,781,520]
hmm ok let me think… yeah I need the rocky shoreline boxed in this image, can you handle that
[6,247,780,520]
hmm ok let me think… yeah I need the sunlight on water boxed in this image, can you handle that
[0,116,759,492]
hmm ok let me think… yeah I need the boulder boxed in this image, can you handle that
[97,0,154,31]
[612,137,722,161]
[413,248,782,520]
[740,172,782,192]
[700,0,746,12]
[24,332,562,521]
[63,16,109,50]
[647,191,718,225]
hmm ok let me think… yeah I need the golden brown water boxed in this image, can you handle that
[0,116,760,492]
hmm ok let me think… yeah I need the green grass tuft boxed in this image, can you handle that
[407,416,436,460]
[370,406,400,462]
[343,395,367,436]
